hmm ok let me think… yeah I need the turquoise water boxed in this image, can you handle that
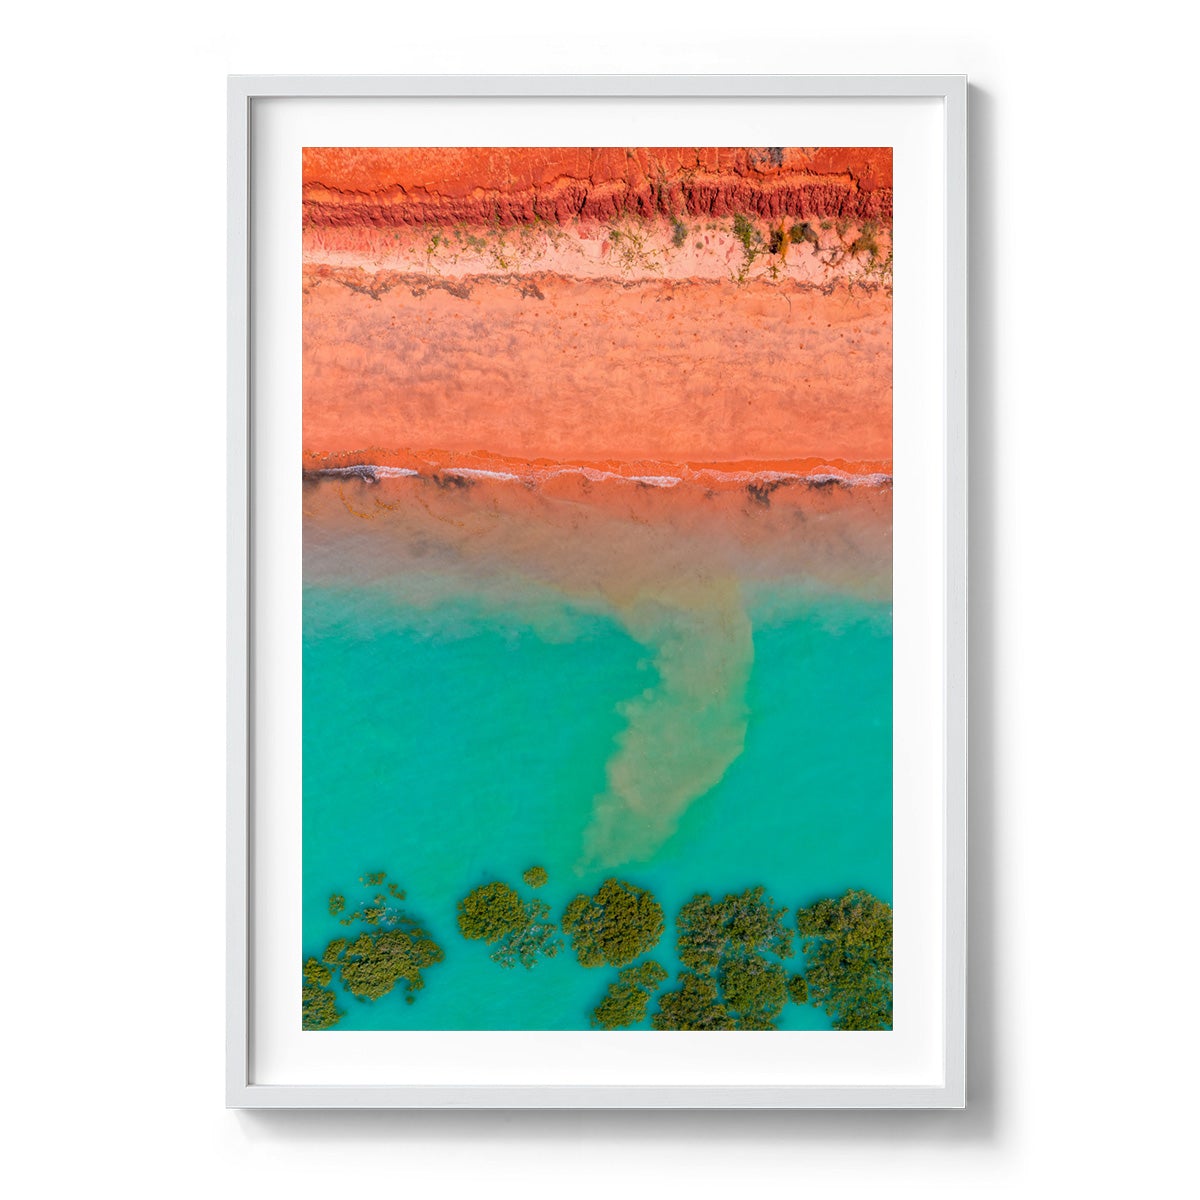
[303,579,891,1031]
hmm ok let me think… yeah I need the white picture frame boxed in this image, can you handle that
[228,74,968,1109]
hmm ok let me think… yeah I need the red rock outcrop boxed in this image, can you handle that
[303,146,892,228]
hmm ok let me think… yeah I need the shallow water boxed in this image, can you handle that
[303,570,891,1031]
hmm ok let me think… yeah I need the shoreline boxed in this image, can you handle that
[303,467,892,604]
[302,450,892,490]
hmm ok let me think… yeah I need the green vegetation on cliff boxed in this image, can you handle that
[562,878,664,968]
[789,221,820,252]
[797,889,893,1031]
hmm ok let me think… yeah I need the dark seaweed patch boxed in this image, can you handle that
[746,479,788,507]
[303,465,379,484]
[430,472,475,491]
[338,277,398,302]
[409,279,472,300]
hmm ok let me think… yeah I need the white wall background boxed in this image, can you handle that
[4,3,1194,1195]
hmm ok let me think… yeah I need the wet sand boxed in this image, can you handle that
[304,469,892,604]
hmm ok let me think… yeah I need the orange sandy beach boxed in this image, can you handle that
[302,146,892,590]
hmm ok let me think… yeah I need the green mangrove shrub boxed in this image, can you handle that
[302,980,344,1031]
[651,971,735,1031]
[302,871,445,1026]
[331,926,444,1001]
[665,887,795,1029]
[718,953,789,1030]
[678,886,793,969]
[591,961,668,1030]
[562,878,664,968]
[522,866,549,889]
[457,882,526,944]
[457,879,562,969]
[797,889,893,1030]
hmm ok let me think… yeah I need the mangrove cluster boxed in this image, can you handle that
[653,887,794,1030]
[456,878,562,969]
[303,870,891,1033]
[301,871,444,1030]
[591,961,669,1030]
[797,889,893,1030]
[562,878,665,968]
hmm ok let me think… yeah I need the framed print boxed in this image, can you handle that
[227,75,967,1108]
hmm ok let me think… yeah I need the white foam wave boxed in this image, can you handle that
[544,466,626,485]
[444,467,523,482]
[308,463,891,489]
[311,465,419,480]
[544,467,681,488]
[627,475,682,488]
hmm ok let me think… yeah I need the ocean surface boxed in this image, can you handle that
[303,576,892,1031]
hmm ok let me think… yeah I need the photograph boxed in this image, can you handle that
[300,146,895,1033]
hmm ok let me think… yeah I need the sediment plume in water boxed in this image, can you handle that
[583,577,754,868]
[304,468,890,866]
